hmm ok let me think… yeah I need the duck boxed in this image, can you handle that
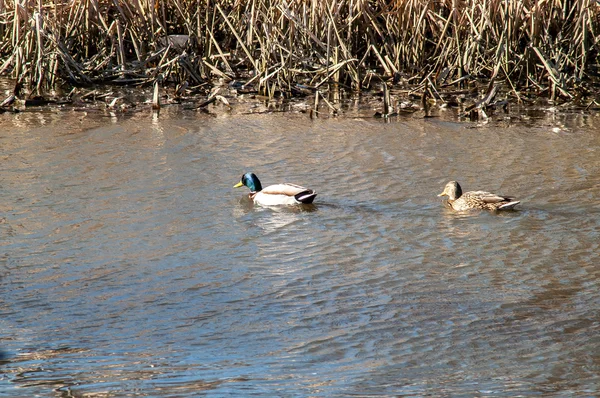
[234,172,317,206]
[438,181,520,211]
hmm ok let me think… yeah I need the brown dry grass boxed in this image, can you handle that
[0,0,599,106]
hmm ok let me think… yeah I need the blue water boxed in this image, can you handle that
[1,107,599,396]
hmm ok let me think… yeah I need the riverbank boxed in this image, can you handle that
[1,1,600,119]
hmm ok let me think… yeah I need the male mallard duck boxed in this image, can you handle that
[234,172,317,206]
[438,181,520,211]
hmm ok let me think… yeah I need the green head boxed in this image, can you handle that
[233,172,263,192]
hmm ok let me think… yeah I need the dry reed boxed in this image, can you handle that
[1,0,599,110]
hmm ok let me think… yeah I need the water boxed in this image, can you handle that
[1,106,600,396]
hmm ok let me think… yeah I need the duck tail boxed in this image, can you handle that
[295,190,317,204]
[498,200,520,210]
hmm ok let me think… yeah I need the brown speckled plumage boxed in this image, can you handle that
[438,181,520,211]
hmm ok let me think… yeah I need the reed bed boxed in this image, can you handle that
[1,0,599,113]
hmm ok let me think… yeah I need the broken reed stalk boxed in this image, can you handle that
[152,79,160,110]
[0,0,598,107]
[382,81,391,115]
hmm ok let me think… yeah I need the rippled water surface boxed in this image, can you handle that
[1,107,600,396]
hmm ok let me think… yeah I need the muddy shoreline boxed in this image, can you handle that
[2,76,599,125]
[2,2,600,123]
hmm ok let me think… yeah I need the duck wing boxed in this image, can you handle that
[261,183,317,204]
[467,190,515,203]
[462,190,520,210]
[261,183,309,196]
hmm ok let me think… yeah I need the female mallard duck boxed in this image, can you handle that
[234,172,317,206]
[438,181,520,211]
